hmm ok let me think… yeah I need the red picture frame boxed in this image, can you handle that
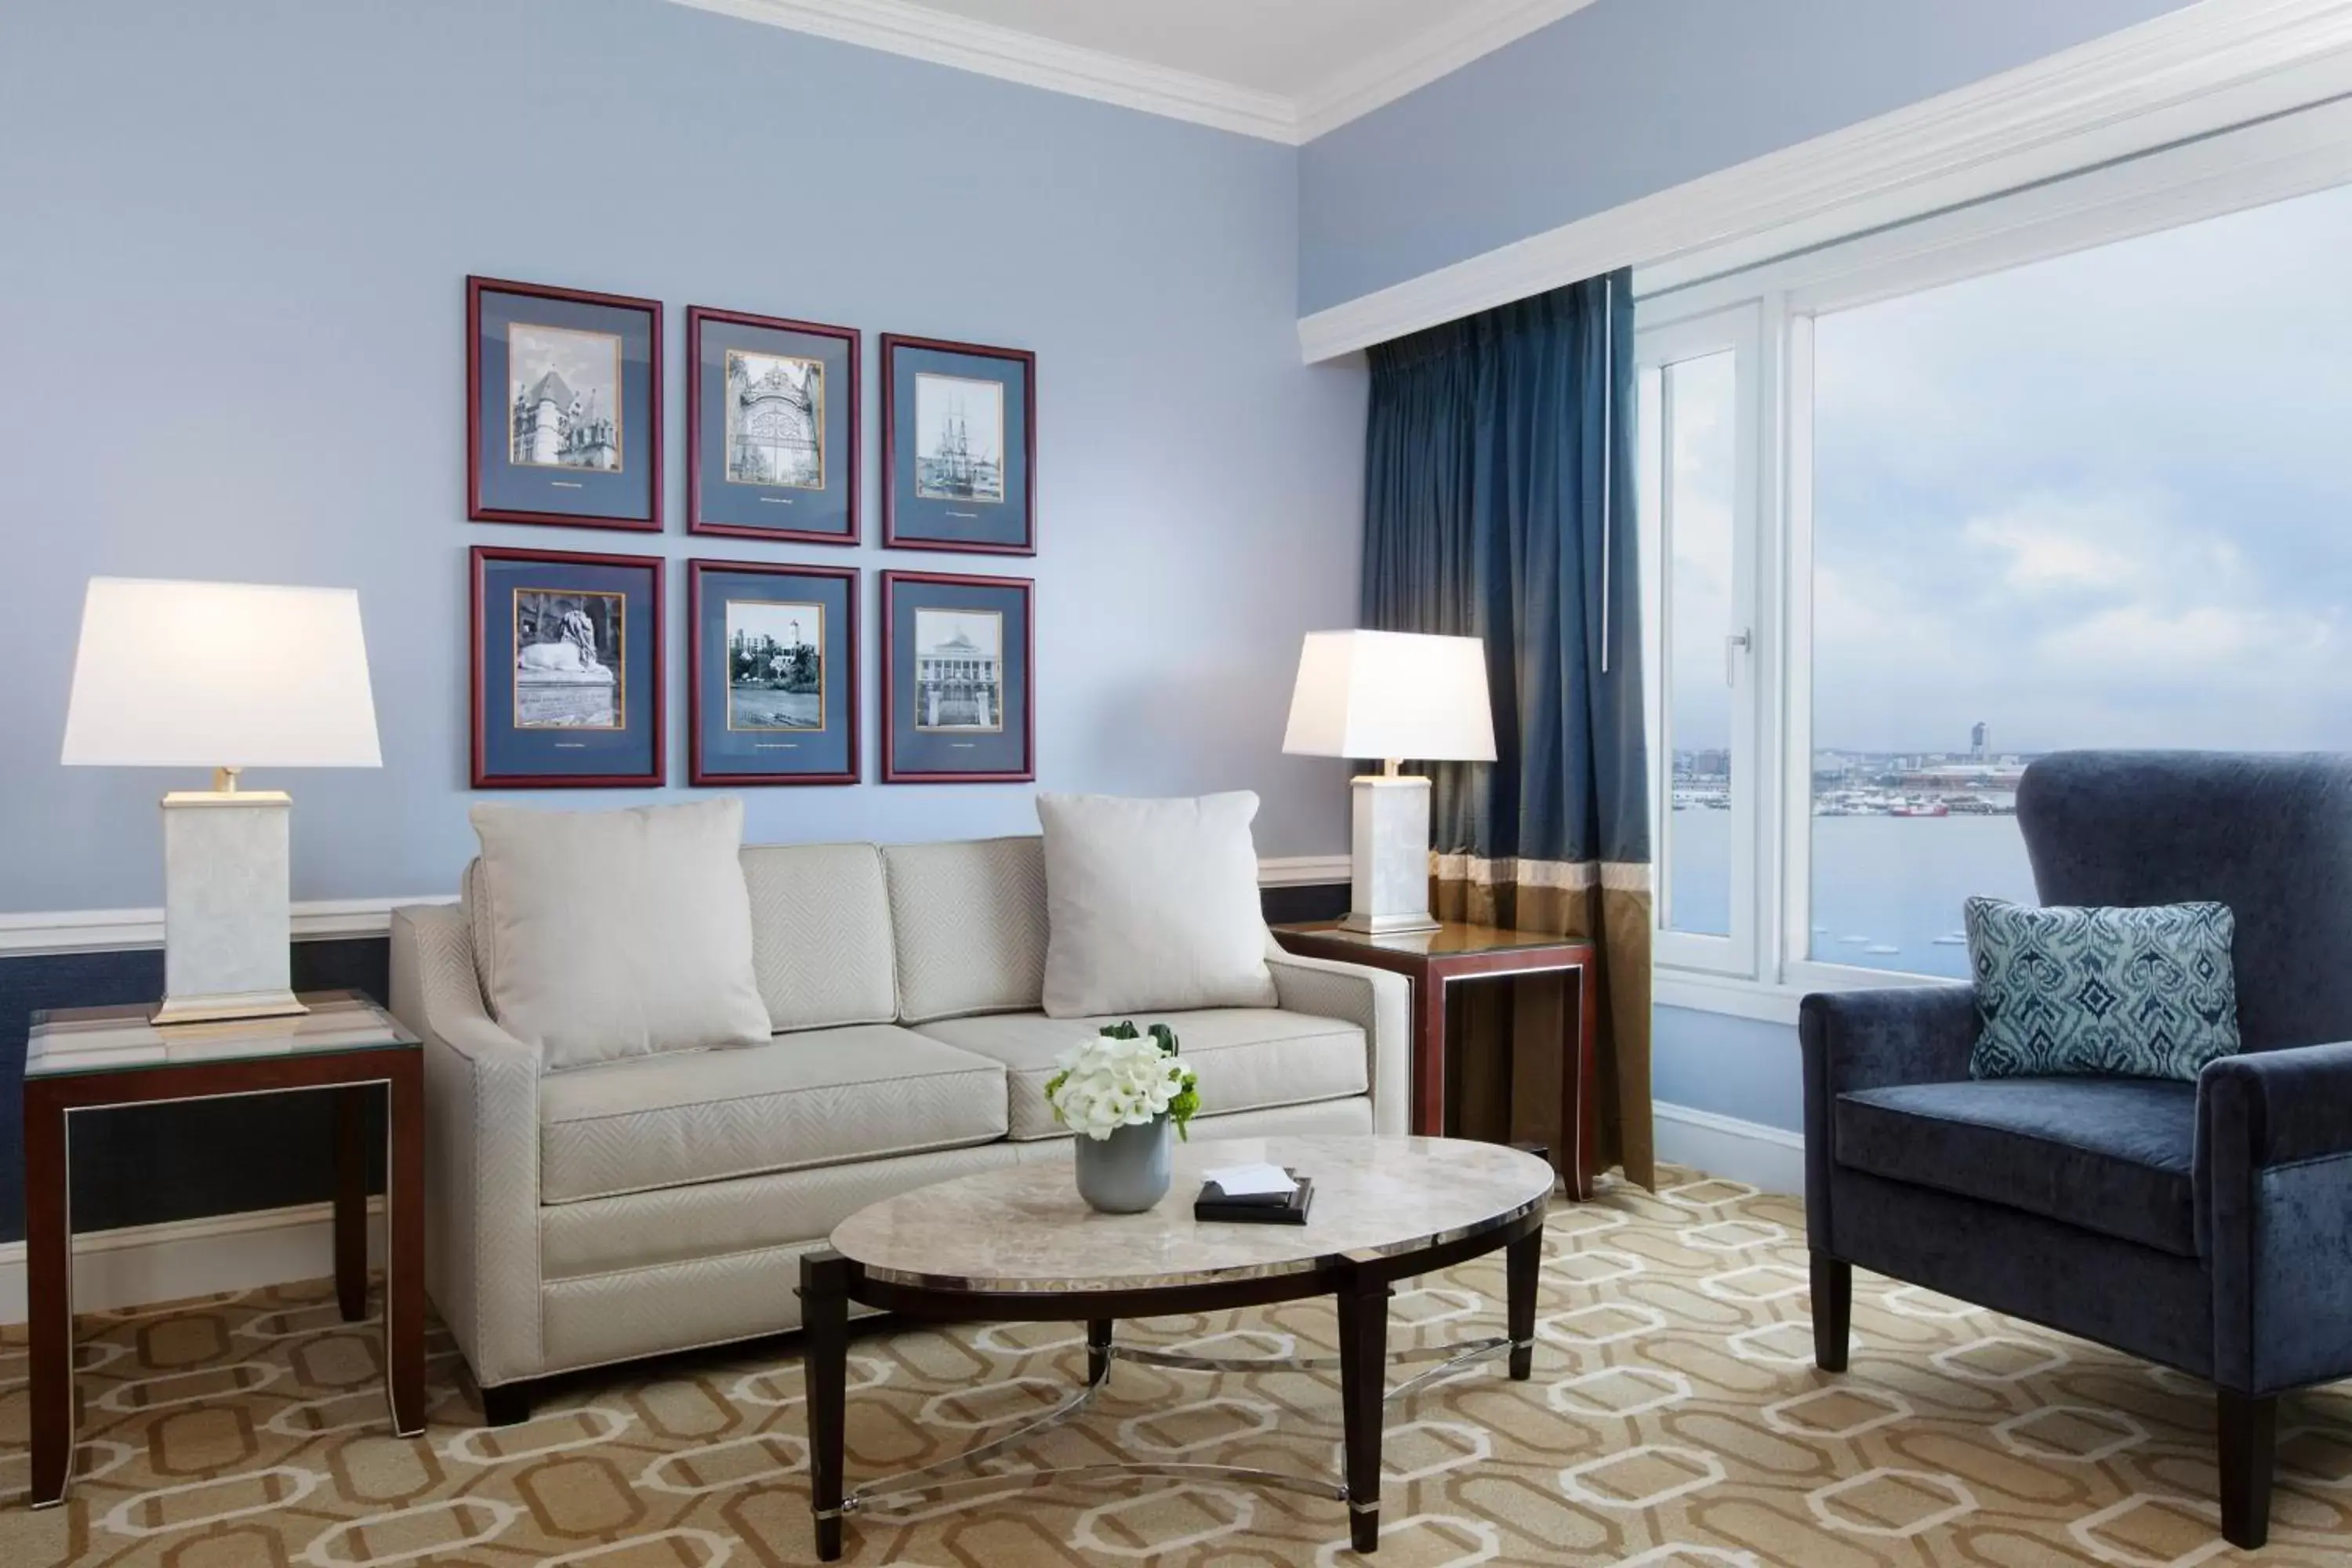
[688,558,861,787]
[467,276,663,531]
[881,334,1037,555]
[881,570,1036,783]
[470,545,666,789]
[686,306,861,545]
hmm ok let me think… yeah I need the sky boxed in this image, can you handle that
[1654,177,2352,758]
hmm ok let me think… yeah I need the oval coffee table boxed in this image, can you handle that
[798,1134,1555,1558]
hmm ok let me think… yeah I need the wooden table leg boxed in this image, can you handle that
[1412,973,1446,1138]
[800,1250,851,1563]
[1087,1319,1114,1387]
[24,1082,71,1508]
[385,1060,426,1436]
[332,1085,369,1323]
[1507,1221,1542,1381]
[1562,964,1599,1200]
[1334,1254,1390,1554]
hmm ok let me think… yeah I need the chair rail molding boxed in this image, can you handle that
[0,857,1355,956]
[665,0,1595,146]
[1298,0,2352,361]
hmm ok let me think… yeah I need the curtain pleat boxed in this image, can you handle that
[1362,277,1656,1189]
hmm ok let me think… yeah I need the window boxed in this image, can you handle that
[1806,183,2352,977]
[1635,101,2352,1003]
[1638,310,1762,975]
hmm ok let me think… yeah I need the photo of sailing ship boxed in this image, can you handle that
[913,372,1004,503]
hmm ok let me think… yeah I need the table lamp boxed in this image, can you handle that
[61,579,383,1024]
[1281,630,1497,935]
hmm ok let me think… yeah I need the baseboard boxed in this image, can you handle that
[0,1197,387,1326]
[1652,1101,1806,1199]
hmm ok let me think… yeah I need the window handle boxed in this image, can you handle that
[1725,628,1751,687]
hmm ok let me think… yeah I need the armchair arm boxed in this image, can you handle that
[1267,950,1410,1136]
[1798,985,1976,1249]
[388,904,546,1387]
[2197,1041,2352,1392]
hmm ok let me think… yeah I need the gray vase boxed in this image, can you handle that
[1073,1116,1174,1214]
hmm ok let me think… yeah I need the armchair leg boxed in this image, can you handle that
[480,1379,535,1428]
[2217,1388,2276,1550]
[1810,1253,1852,1374]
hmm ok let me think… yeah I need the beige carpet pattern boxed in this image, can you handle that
[6,1167,2352,1566]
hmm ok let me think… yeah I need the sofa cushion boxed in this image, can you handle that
[538,1024,1008,1203]
[1835,1076,2198,1256]
[883,837,1049,1022]
[1036,791,1278,1018]
[470,799,772,1071]
[914,1008,1367,1141]
[742,843,897,1031]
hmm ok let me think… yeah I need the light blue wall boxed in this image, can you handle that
[1653,1007,1804,1133]
[0,0,1367,912]
[1298,0,2200,316]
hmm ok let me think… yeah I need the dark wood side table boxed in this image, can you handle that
[20,989,425,1508]
[1272,922,1602,1198]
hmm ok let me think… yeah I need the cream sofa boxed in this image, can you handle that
[389,835,1406,1422]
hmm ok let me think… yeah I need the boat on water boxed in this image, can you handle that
[1889,798,1950,818]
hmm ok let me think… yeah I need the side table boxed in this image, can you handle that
[20,989,425,1507]
[1272,922,1601,1198]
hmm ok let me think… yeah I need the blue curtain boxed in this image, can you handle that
[1363,274,1654,1185]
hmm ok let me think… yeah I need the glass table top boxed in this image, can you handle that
[26,989,416,1079]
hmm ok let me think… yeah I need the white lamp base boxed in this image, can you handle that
[1339,772,1439,935]
[154,789,306,1025]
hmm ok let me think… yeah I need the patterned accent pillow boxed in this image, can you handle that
[1965,897,2241,1081]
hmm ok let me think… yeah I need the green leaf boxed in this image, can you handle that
[1100,1020,1140,1040]
[1149,1022,1179,1057]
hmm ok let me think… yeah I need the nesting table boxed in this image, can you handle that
[20,990,425,1507]
[799,1134,1555,1558]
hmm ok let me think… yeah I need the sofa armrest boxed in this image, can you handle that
[1268,951,1410,1136]
[388,903,546,1388]
[1798,984,1976,1250]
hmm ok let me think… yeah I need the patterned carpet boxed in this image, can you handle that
[5,1166,2352,1566]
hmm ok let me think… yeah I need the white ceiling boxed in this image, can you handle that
[902,0,1465,96]
[676,0,1599,143]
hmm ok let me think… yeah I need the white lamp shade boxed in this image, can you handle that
[61,578,383,770]
[1281,629,1497,764]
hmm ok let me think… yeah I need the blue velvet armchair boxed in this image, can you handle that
[1802,750,2352,1550]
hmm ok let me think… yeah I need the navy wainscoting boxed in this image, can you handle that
[0,884,1350,1247]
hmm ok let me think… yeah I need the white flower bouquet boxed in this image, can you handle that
[1044,1021,1201,1142]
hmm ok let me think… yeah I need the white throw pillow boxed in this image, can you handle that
[1037,791,1279,1018]
[469,799,773,1069]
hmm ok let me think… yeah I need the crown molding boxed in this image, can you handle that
[1298,0,2352,361]
[668,0,1297,142]
[1292,0,1601,143]
[666,0,1588,145]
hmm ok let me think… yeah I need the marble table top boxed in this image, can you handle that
[830,1134,1555,1294]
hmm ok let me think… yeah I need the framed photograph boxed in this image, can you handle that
[688,559,858,786]
[468,276,662,530]
[688,307,860,544]
[470,546,664,787]
[881,335,1036,554]
[882,571,1033,782]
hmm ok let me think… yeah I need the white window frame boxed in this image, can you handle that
[1635,94,2352,1019]
[1635,304,1771,978]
